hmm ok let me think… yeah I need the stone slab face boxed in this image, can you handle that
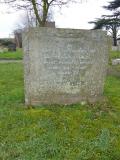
[22,28,109,105]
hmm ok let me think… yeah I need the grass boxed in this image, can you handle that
[0,63,120,159]
[110,50,120,59]
[0,49,23,60]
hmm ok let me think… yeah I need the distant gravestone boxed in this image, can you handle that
[22,28,110,106]
[112,58,120,65]
[8,43,16,52]
[0,46,8,53]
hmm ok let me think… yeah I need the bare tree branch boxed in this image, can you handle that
[0,0,81,26]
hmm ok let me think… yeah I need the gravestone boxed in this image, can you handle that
[22,28,109,105]
[112,58,120,65]
[8,43,16,52]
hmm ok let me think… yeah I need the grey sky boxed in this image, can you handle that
[0,0,112,38]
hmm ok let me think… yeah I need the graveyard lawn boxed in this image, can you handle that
[110,50,120,59]
[0,63,120,160]
[0,49,23,60]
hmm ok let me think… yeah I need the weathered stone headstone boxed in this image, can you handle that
[22,28,109,106]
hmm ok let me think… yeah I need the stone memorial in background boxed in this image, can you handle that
[22,28,109,106]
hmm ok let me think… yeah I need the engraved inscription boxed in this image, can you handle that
[23,28,109,105]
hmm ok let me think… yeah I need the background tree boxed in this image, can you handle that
[104,0,120,10]
[89,0,120,46]
[89,13,120,46]
[1,0,78,27]
[15,8,54,29]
